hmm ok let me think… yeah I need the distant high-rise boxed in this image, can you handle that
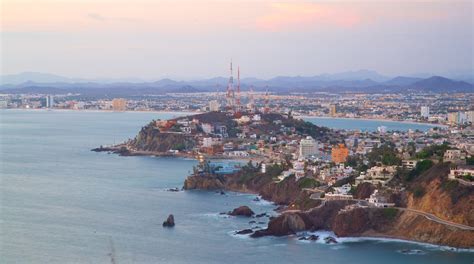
[209,100,220,112]
[299,136,318,158]
[447,112,459,125]
[46,95,54,108]
[112,98,127,111]
[329,104,337,117]
[421,106,430,118]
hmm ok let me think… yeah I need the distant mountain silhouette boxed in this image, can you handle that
[408,76,473,92]
[1,72,472,96]
[384,76,422,86]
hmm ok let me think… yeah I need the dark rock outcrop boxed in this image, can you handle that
[228,206,255,217]
[235,229,253,235]
[162,214,175,227]
[251,212,312,237]
[299,235,319,241]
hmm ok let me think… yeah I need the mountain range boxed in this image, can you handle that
[0,71,472,96]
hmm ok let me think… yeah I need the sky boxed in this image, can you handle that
[1,0,473,80]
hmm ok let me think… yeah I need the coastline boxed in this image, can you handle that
[3,108,447,129]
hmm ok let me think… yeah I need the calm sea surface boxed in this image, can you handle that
[0,110,471,263]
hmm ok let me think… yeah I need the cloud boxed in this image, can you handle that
[255,3,361,32]
[86,13,106,22]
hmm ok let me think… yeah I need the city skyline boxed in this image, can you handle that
[2,0,473,79]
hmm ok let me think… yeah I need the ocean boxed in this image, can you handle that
[0,109,472,263]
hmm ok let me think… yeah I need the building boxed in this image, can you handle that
[331,143,349,164]
[421,106,430,119]
[356,166,396,186]
[329,104,337,117]
[209,100,220,112]
[444,149,466,164]
[377,126,387,134]
[402,160,418,170]
[46,95,54,108]
[299,136,318,158]
[367,190,395,207]
[467,111,474,124]
[112,98,127,111]
[449,165,474,178]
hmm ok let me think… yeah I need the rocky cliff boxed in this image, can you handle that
[405,163,474,226]
[131,122,196,152]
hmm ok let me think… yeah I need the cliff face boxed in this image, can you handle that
[131,123,196,152]
[406,163,474,226]
[183,163,474,248]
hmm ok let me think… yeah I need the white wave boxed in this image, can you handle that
[295,231,474,252]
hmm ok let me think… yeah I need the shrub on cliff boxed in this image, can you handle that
[298,178,320,189]
[382,208,398,220]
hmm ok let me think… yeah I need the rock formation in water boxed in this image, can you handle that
[228,206,255,217]
[162,214,175,227]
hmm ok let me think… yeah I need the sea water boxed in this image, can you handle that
[0,110,472,263]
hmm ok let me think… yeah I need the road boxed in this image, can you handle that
[397,207,474,231]
[283,199,474,231]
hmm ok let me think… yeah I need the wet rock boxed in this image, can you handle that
[253,197,261,202]
[167,187,180,192]
[235,229,253,235]
[299,235,319,241]
[324,236,338,244]
[162,214,175,227]
[220,191,226,195]
[249,220,257,224]
[255,213,268,218]
[228,206,255,217]
[251,213,312,238]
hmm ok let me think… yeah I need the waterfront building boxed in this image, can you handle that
[421,106,430,118]
[377,126,387,134]
[331,143,349,164]
[46,95,54,108]
[329,104,337,117]
[299,136,318,158]
[112,98,127,111]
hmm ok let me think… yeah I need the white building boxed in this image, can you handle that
[367,190,395,207]
[421,106,430,118]
[355,166,396,186]
[299,136,318,158]
[209,100,220,112]
[377,126,387,134]
[46,95,54,108]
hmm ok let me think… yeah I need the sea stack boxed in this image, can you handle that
[162,214,175,227]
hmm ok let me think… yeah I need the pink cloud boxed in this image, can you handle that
[255,3,362,32]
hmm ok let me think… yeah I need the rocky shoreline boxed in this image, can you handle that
[183,171,474,249]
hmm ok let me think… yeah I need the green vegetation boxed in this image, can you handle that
[404,160,434,182]
[297,177,320,189]
[466,156,474,165]
[382,208,398,220]
[412,186,426,198]
[368,143,401,166]
[172,143,186,151]
[441,179,472,203]
[415,143,449,159]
